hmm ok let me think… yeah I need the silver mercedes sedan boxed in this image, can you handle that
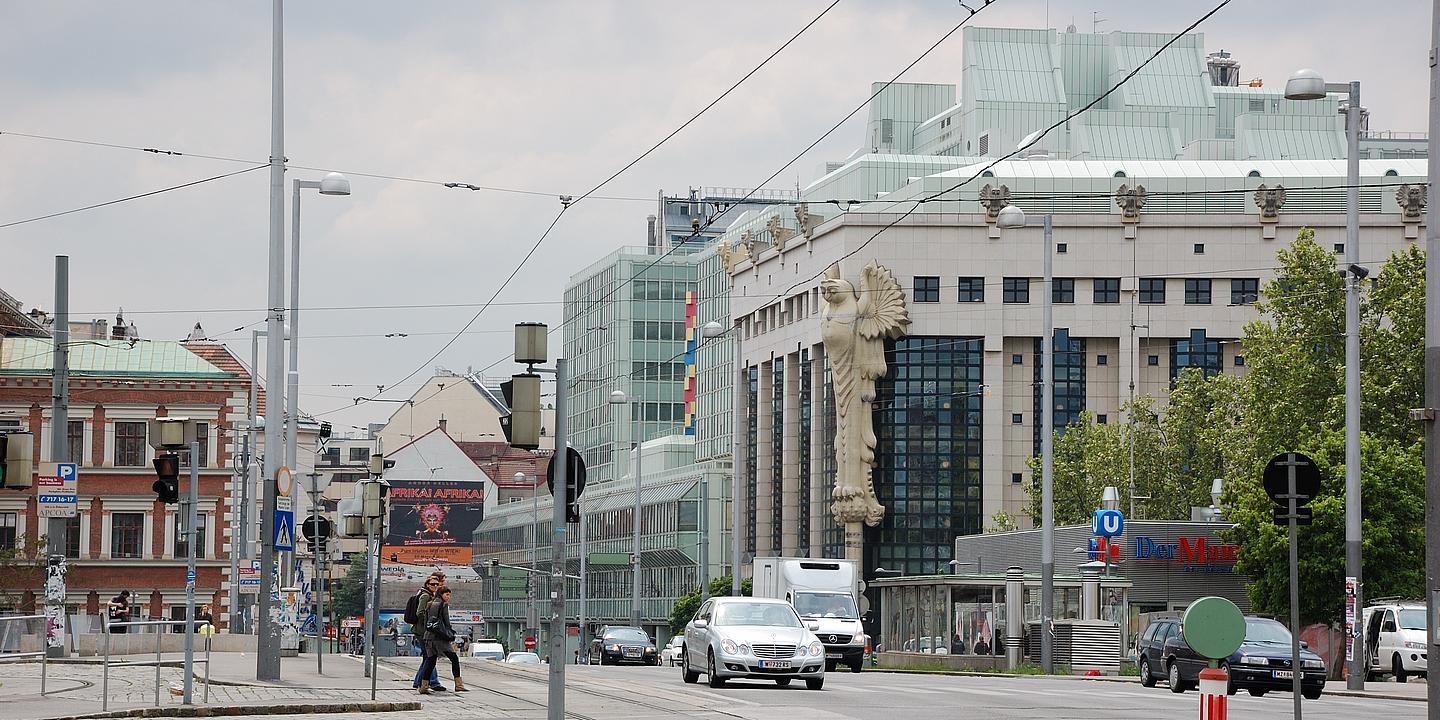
[681,596,827,690]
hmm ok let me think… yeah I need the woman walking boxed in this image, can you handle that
[417,586,467,694]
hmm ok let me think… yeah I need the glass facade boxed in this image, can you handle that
[746,366,758,559]
[798,349,812,556]
[1034,329,1087,454]
[1171,329,1223,380]
[867,336,984,576]
[770,359,784,553]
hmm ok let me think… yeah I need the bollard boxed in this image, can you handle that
[1198,667,1229,720]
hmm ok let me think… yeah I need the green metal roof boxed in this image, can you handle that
[0,338,231,378]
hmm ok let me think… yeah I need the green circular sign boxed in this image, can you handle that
[1182,596,1246,660]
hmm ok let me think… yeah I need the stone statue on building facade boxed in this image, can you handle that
[820,261,910,535]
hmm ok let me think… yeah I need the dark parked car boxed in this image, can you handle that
[1136,616,1326,699]
[588,626,658,666]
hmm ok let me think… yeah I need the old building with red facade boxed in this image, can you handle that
[0,325,257,630]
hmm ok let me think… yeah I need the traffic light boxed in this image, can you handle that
[499,373,542,449]
[0,432,34,489]
[152,452,180,503]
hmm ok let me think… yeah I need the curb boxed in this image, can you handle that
[40,701,422,720]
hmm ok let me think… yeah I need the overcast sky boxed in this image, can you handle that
[2,0,1430,432]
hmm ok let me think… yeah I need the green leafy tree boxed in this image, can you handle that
[329,557,370,619]
[0,535,47,611]
[669,575,751,636]
[1225,230,1426,623]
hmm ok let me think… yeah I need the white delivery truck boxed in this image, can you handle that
[753,557,866,672]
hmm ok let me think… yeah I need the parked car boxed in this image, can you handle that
[1136,616,1325,699]
[681,595,826,690]
[1364,601,1429,682]
[661,635,686,666]
[589,625,659,666]
[504,651,542,664]
[468,638,506,660]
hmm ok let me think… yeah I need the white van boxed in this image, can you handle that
[1363,601,1428,682]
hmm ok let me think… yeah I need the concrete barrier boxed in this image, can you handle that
[878,651,1007,672]
[73,633,257,656]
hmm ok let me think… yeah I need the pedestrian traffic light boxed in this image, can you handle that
[0,432,34,489]
[499,373,542,450]
[152,452,180,503]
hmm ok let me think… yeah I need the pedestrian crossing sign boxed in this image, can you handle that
[274,510,294,551]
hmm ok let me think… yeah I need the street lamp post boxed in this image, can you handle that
[731,319,745,596]
[285,173,351,475]
[518,471,538,636]
[997,205,1054,674]
[1285,68,1365,691]
[699,321,725,600]
[259,0,287,679]
[609,390,642,629]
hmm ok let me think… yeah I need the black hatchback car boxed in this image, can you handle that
[588,626,659,666]
[1136,616,1326,699]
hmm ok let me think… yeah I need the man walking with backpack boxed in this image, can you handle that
[406,573,446,692]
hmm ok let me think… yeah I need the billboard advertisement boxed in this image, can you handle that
[382,478,484,578]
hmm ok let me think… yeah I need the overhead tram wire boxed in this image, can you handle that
[565,0,1241,393]
[0,165,268,230]
[738,0,1238,337]
[313,2,843,418]
[477,0,1004,378]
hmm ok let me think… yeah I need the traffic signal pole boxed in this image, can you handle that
[183,440,199,705]
[547,358,568,720]
[311,471,324,675]
[47,255,70,660]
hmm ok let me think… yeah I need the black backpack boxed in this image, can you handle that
[403,592,423,625]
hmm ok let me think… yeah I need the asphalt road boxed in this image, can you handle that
[464,661,1428,720]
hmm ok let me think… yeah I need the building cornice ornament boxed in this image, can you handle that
[767,214,796,252]
[1115,183,1147,223]
[821,261,910,529]
[716,242,737,276]
[1254,184,1286,223]
[794,202,822,240]
[979,183,1011,223]
[1397,183,1427,221]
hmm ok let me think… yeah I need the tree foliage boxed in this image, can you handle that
[329,557,370,619]
[0,535,47,611]
[1028,229,1426,625]
[669,575,751,635]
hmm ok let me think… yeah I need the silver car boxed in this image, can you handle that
[681,596,827,690]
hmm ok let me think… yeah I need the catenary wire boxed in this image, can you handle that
[475,0,1004,378]
[0,165,268,229]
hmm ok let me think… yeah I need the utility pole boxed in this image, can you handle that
[46,255,69,660]
[183,440,199,704]
[1342,79,1365,693]
[1040,214,1055,675]
[258,0,287,680]
[547,358,568,719]
[1422,2,1439,717]
[731,323,745,596]
[309,471,324,675]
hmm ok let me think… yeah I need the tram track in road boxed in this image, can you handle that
[468,661,749,720]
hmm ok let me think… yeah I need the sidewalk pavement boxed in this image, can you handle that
[1080,672,1430,702]
[3,651,422,720]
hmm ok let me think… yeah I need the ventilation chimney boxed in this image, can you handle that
[438,416,448,433]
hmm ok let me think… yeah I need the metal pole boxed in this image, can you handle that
[370,514,381,699]
[631,403,643,629]
[731,326,743,596]
[184,440,198,704]
[312,472,323,675]
[47,255,69,660]
[101,628,109,711]
[579,500,587,643]
[1040,214,1055,674]
[1343,80,1365,692]
[700,472,709,602]
[1425,5,1440,719]
[530,480,539,634]
[258,0,286,680]
[1289,457,1303,719]
[287,181,303,477]
[363,511,376,686]
[548,358,569,720]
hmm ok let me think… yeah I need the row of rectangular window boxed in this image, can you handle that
[36,420,211,469]
[914,277,1261,306]
[0,510,205,559]
[1009,352,1245,367]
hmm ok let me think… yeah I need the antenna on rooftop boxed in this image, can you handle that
[1092,11,1107,33]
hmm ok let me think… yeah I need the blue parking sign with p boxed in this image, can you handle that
[1092,509,1124,537]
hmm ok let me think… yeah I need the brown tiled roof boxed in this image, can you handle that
[456,441,546,487]
[185,341,265,413]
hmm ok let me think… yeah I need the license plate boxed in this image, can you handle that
[623,649,641,656]
[758,660,791,669]
[1273,670,1294,680]
[825,652,842,659]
